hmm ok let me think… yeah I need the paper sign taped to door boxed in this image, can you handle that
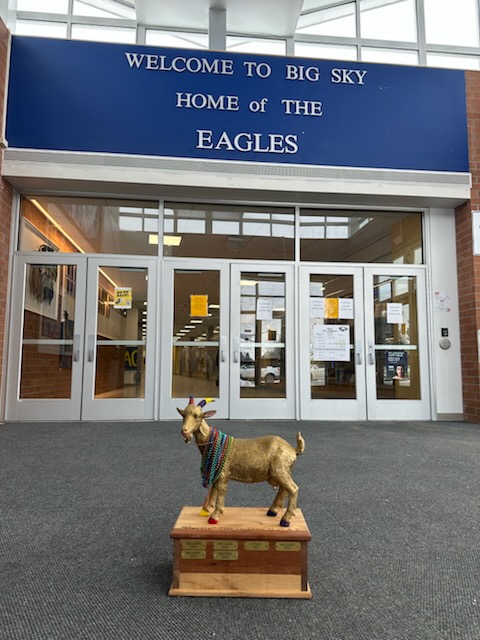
[114,287,132,309]
[190,294,208,317]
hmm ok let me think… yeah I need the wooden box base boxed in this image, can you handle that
[169,506,312,599]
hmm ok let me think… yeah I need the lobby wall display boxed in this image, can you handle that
[6,36,469,172]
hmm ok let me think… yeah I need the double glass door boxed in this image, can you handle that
[299,265,430,420]
[160,261,295,419]
[7,254,157,420]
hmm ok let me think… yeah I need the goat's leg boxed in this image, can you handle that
[200,485,217,516]
[267,487,288,517]
[279,478,299,527]
[208,478,228,524]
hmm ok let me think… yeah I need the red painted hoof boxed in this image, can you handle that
[208,517,218,525]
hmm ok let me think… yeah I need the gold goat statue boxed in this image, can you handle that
[177,396,305,527]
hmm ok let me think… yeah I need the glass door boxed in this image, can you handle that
[161,260,228,418]
[7,254,157,421]
[7,254,87,420]
[300,265,430,420]
[230,264,295,419]
[299,266,366,420]
[81,257,157,420]
[160,261,295,419]
[364,267,430,420]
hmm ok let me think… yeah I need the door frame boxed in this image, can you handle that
[6,253,158,421]
[299,264,431,421]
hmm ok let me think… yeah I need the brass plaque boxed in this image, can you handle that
[275,542,301,552]
[181,540,207,550]
[181,549,207,560]
[213,550,239,561]
[213,540,238,551]
[244,541,270,551]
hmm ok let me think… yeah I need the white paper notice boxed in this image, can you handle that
[387,302,403,324]
[313,325,350,362]
[257,297,273,320]
[338,298,354,319]
[435,291,451,312]
[310,297,325,318]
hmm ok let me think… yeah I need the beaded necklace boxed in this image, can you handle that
[199,427,234,488]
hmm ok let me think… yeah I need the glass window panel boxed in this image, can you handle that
[73,0,136,19]
[239,272,286,399]
[145,29,208,49]
[71,24,136,43]
[19,196,159,255]
[20,263,76,399]
[172,270,220,399]
[362,48,419,66]
[373,275,420,400]
[360,0,417,42]
[295,42,357,61]
[164,203,294,260]
[300,209,422,263]
[425,0,479,47]
[226,37,286,55]
[296,3,356,37]
[17,0,68,11]
[14,19,68,38]
[426,53,480,70]
[94,266,148,399]
[309,273,355,399]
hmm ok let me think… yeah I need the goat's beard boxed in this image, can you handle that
[182,432,192,443]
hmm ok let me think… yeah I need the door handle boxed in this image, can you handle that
[368,342,375,365]
[356,343,362,365]
[87,335,95,362]
[220,336,227,362]
[73,334,81,362]
[233,336,240,363]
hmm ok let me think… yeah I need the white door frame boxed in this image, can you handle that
[299,264,431,421]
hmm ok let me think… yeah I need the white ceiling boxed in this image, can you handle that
[134,0,306,37]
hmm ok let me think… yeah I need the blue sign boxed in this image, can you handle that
[6,36,469,172]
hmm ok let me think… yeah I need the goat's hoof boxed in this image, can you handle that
[266,509,277,517]
[280,519,290,527]
[208,517,219,525]
[199,508,210,517]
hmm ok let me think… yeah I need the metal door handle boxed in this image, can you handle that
[356,345,362,365]
[220,336,227,362]
[73,334,80,362]
[87,335,95,362]
[368,342,375,365]
[233,336,239,363]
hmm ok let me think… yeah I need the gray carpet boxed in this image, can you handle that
[1,418,480,640]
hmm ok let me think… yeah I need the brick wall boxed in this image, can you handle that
[0,19,13,412]
[456,71,480,422]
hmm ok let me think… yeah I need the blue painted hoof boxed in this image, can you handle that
[266,509,277,517]
[280,519,290,527]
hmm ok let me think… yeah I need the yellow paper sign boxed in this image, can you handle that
[324,298,339,319]
[190,294,208,317]
[114,287,132,309]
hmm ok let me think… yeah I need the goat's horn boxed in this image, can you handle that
[198,398,214,408]
[188,395,195,405]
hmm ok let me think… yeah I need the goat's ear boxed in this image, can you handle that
[202,410,216,419]
[177,408,186,417]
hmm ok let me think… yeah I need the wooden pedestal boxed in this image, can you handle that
[169,506,312,598]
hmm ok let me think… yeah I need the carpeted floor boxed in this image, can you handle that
[1,418,480,640]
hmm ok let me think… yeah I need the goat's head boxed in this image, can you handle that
[177,396,216,443]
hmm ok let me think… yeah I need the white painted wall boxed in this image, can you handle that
[425,208,463,418]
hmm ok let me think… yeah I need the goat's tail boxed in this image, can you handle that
[295,431,305,456]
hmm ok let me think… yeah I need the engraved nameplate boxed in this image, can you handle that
[213,550,239,561]
[213,540,238,551]
[181,540,207,550]
[181,549,207,560]
[244,541,270,551]
[275,542,301,552]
